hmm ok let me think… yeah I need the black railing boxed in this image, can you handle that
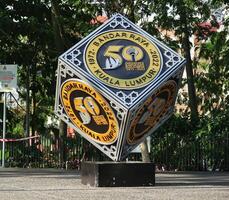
[0,133,229,171]
[151,133,229,171]
[0,134,107,168]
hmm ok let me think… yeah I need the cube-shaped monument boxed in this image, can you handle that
[55,14,185,161]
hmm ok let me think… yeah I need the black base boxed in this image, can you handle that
[81,161,155,187]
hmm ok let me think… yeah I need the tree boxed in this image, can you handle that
[0,0,56,137]
[147,0,213,124]
[0,0,98,165]
[148,0,229,170]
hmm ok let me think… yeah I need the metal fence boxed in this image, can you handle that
[0,134,107,169]
[0,133,229,171]
[151,132,229,171]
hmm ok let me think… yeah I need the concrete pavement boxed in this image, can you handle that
[0,168,228,200]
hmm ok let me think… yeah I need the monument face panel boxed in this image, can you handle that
[120,74,183,159]
[55,14,185,161]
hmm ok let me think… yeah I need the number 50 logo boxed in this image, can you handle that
[104,45,144,70]
[74,96,100,125]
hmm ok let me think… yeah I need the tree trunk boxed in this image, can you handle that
[58,120,67,168]
[183,33,199,122]
[51,0,65,51]
[182,9,199,124]
[181,6,200,171]
[51,0,67,167]
[25,65,30,137]
[31,66,37,137]
[128,0,135,23]
[140,139,150,162]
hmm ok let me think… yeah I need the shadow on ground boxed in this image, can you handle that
[156,171,229,187]
[0,168,80,179]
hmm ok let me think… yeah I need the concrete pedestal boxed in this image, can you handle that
[81,161,155,187]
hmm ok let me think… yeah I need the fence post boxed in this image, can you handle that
[2,92,7,167]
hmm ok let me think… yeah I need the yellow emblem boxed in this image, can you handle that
[127,80,177,144]
[85,30,162,89]
[61,79,119,144]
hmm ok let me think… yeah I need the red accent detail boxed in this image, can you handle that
[197,20,221,37]
[90,15,108,25]
[0,135,40,142]
[67,127,75,138]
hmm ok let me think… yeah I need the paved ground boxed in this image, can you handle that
[0,168,228,200]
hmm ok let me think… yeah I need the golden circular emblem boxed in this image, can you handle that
[61,79,119,145]
[84,30,162,89]
[127,80,177,144]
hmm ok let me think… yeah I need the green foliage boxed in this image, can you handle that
[0,0,98,135]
